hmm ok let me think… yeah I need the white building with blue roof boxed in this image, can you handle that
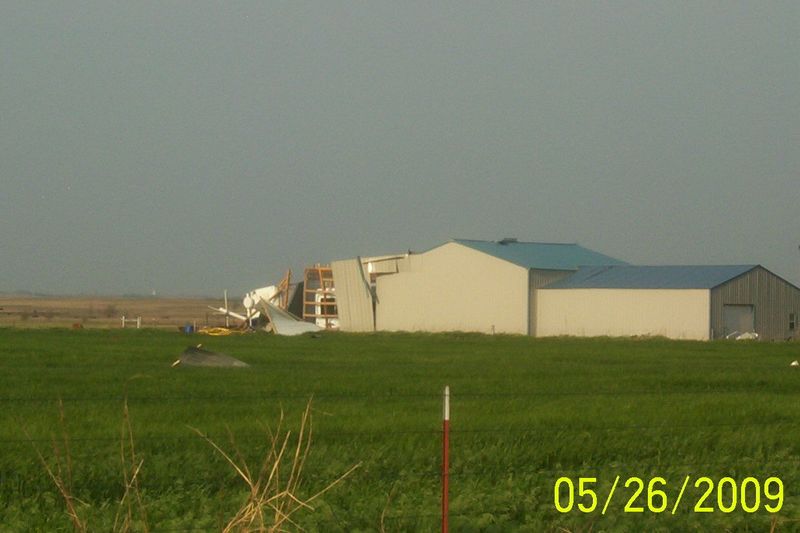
[328,239,799,340]
[372,238,625,335]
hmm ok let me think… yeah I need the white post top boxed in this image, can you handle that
[443,385,450,421]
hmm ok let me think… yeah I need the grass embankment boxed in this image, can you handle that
[1,328,799,531]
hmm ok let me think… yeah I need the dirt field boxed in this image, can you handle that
[0,295,232,329]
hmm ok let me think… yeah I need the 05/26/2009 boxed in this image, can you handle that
[554,475,783,515]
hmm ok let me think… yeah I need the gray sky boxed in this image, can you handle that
[2,2,798,296]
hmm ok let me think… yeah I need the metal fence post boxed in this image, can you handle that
[442,385,450,533]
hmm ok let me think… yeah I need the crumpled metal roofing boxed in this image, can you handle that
[453,239,627,270]
[543,264,758,289]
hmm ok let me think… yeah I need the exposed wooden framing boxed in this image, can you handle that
[303,264,338,329]
[275,269,292,309]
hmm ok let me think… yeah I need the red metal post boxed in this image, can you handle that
[442,385,450,533]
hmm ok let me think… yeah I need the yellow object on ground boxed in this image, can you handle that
[196,327,246,336]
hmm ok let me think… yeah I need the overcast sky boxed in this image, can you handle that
[1,2,798,296]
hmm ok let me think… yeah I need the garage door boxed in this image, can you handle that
[723,304,754,336]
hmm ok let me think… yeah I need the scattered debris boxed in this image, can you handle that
[791,360,799,368]
[172,345,249,368]
[261,301,322,336]
[725,331,760,340]
[208,271,296,332]
[196,327,245,336]
[207,269,323,336]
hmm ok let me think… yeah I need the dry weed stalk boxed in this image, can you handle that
[24,399,88,532]
[771,515,800,532]
[112,397,149,532]
[379,481,399,533]
[191,400,360,532]
[24,396,148,533]
[28,396,356,532]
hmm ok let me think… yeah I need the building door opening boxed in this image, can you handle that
[723,304,755,336]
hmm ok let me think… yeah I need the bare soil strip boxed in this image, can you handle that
[0,295,230,329]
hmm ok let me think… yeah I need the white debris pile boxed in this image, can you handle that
[724,331,759,341]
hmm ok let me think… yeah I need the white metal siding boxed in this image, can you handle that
[331,258,375,332]
[528,269,574,337]
[375,242,529,334]
[536,289,711,340]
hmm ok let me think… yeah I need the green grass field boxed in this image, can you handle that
[2,328,800,531]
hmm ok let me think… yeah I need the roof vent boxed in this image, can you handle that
[498,237,518,245]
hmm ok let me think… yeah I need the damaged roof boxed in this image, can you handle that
[453,238,627,271]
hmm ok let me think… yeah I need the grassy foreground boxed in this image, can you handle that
[1,328,800,531]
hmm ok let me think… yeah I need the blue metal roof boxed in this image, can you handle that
[543,265,758,289]
[452,239,627,270]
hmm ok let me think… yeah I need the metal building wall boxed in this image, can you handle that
[375,242,530,334]
[535,288,711,340]
[528,269,574,336]
[710,266,800,341]
[365,256,407,275]
[330,258,375,332]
